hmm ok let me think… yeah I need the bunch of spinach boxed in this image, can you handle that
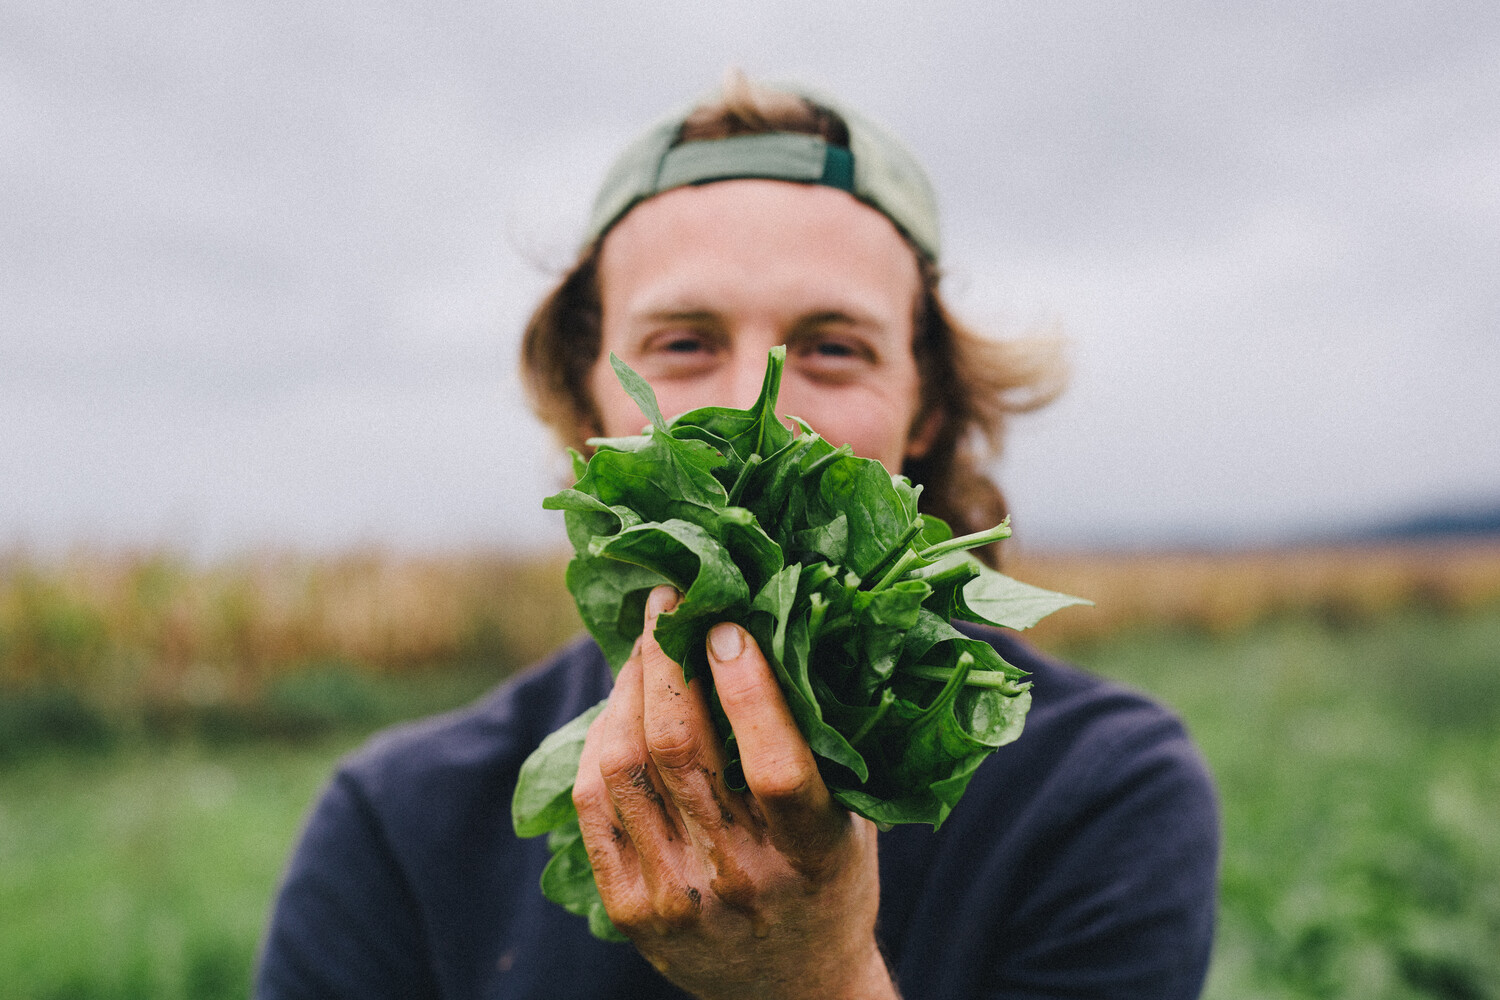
[512,347,1086,940]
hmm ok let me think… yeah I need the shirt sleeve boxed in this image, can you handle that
[254,769,441,1000]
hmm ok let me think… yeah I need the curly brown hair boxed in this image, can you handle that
[520,75,1063,566]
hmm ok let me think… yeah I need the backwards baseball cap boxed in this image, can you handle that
[582,83,941,261]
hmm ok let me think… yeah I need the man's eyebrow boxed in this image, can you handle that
[630,306,722,324]
[794,309,872,327]
[788,308,896,341]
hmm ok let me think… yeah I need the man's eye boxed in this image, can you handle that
[637,332,719,376]
[797,338,869,364]
[812,341,856,357]
[648,331,711,355]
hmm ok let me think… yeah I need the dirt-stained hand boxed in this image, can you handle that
[572,586,898,1000]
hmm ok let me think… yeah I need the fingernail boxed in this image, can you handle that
[708,622,743,661]
[646,585,680,618]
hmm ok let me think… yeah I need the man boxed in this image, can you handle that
[256,75,1219,999]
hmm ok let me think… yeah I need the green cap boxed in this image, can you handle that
[583,84,941,261]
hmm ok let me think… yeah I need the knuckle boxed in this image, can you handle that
[750,758,818,806]
[788,844,842,882]
[708,867,757,910]
[645,721,702,772]
[596,743,647,787]
[650,882,704,929]
[604,894,655,934]
[571,775,608,816]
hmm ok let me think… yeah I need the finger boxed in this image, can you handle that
[705,621,844,867]
[638,587,755,840]
[598,651,683,850]
[572,695,643,916]
[595,650,704,929]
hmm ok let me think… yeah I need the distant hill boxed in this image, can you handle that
[1354,503,1500,542]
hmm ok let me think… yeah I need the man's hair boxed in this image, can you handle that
[520,74,1063,566]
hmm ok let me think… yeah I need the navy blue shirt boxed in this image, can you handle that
[256,629,1218,998]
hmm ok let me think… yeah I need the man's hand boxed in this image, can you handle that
[572,586,899,1000]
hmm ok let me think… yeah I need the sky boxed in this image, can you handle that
[4,1,1498,557]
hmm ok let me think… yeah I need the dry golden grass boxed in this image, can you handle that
[1007,538,1500,648]
[0,548,579,708]
[4,539,1498,710]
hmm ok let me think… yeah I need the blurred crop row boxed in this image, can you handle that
[1009,539,1500,643]
[3,540,1498,754]
[0,549,581,753]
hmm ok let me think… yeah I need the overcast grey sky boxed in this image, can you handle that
[4,2,1498,557]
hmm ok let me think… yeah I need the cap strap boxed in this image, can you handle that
[654,132,855,194]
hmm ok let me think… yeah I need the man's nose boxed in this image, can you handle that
[725,341,780,411]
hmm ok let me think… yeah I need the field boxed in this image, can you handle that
[2,543,1498,998]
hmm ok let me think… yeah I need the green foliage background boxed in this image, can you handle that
[1,605,1497,999]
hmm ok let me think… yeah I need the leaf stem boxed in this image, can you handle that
[806,592,829,640]
[847,693,894,746]
[902,662,1027,694]
[916,520,1012,562]
[800,443,852,479]
[910,652,975,727]
[870,548,922,593]
[726,453,763,507]
[860,519,926,590]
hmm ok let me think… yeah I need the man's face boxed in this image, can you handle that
[588,179,936,474]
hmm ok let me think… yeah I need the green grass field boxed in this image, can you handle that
[1088,611,1500,999]
[0,740,360,1000]
[2,608,1496,999]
